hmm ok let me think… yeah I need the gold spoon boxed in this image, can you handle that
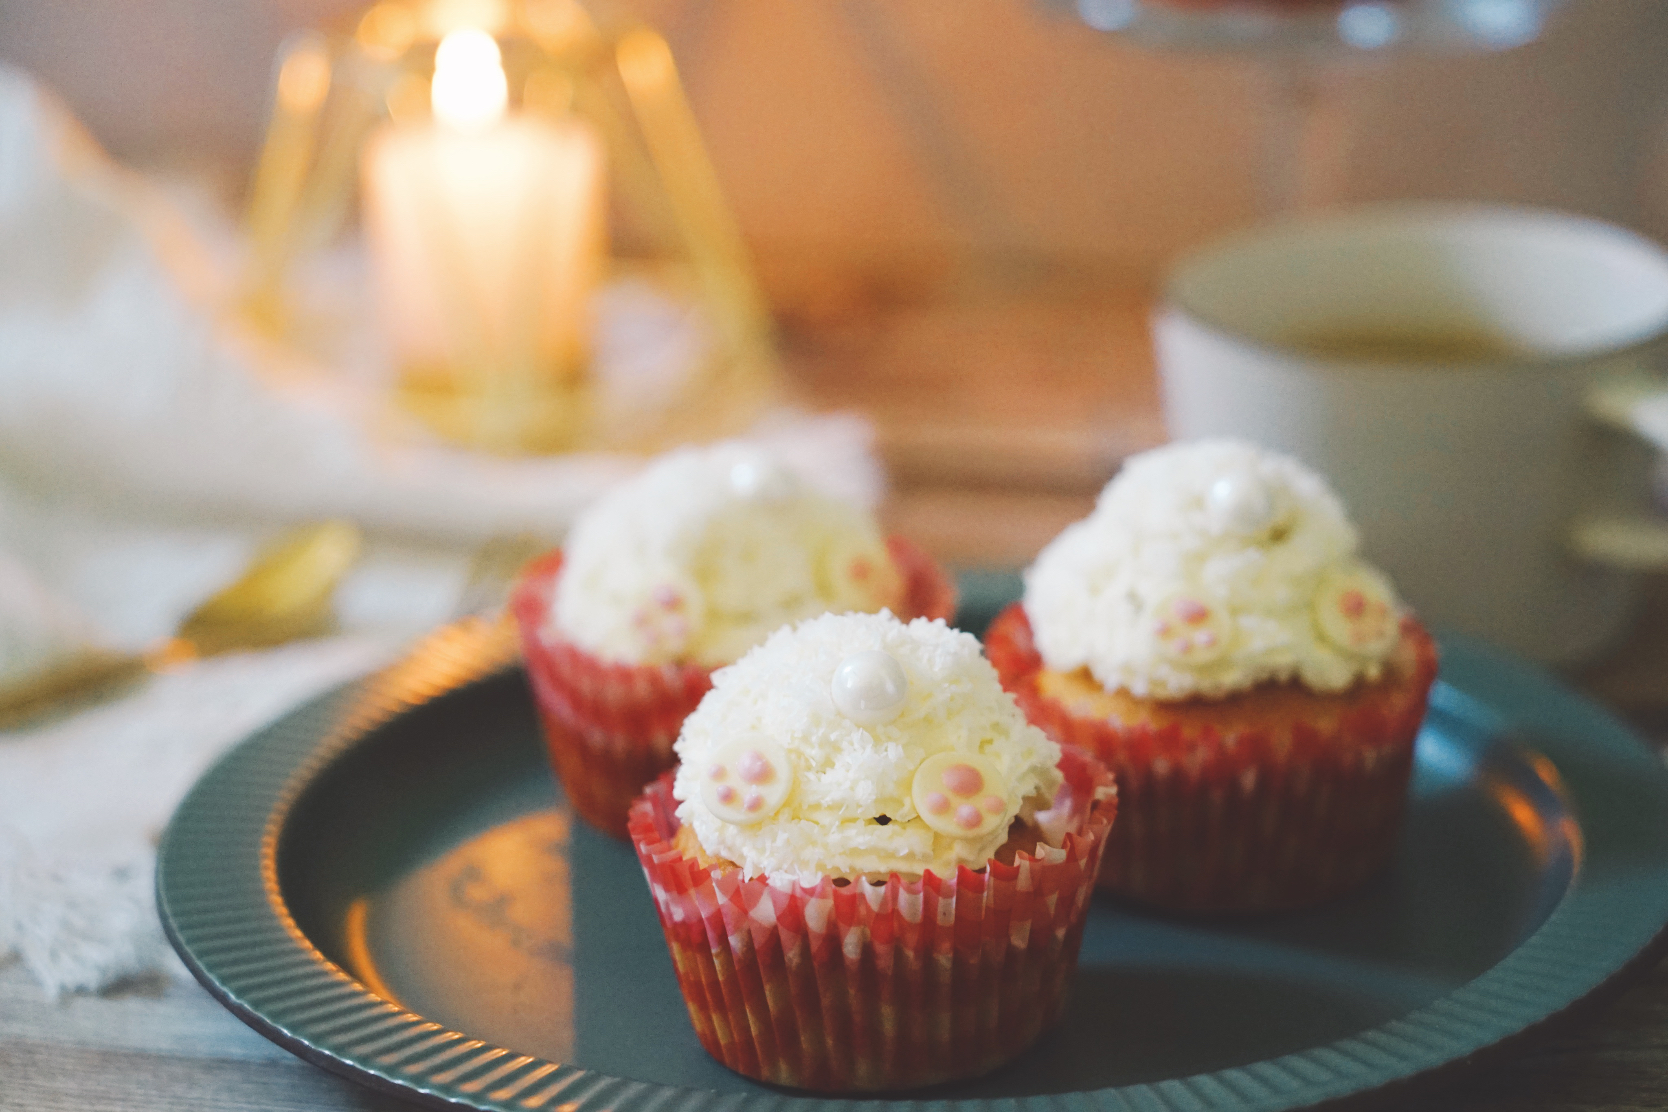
[0,520,363,730]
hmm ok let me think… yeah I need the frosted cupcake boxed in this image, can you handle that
[985,439,1437,913]
[628,611,1116,1091]
[511,442,956,837]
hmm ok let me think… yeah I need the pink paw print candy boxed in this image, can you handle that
[701,737,793,825]
[911,752,1010,839]
[1313,568,1398,656]
[629,582,695,656]
[1150,593,1230,664]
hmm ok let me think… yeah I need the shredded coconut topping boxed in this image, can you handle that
[1023,439,1403,699]
[552,442,901,665]
[673,612,1064,883]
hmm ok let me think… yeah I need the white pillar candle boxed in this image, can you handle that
[362,29,605,385]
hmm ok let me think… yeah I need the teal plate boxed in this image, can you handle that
[158,583,1668,1112]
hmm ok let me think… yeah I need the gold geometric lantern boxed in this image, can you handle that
[241,0,777,454]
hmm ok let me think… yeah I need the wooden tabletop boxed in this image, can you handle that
[5,285,1668,1112]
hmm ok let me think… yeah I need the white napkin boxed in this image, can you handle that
[0,635,397,996]
[0,65,882,997]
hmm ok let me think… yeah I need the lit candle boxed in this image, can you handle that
[361,28,605,417]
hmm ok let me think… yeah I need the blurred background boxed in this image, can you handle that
[11,1,1668,262]
[7,0,1668,565]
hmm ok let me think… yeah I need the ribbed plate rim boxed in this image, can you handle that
[157,620,1668,1112]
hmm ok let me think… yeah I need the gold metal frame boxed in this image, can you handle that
[242,0,776,455]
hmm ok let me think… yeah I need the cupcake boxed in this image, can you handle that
[629,611,1117,1091]
[511,442,956,837]
[985,439,1437,913]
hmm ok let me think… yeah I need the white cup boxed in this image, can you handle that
[1155,203,1668,666]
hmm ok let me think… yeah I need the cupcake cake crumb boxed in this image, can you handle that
[672,611,1064,884]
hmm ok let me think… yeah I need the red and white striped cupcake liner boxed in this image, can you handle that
[627,746,1116,1092]
[511,538,957,839]
[985,603,1438,913]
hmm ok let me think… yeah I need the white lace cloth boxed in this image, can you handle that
[0,66,881,997]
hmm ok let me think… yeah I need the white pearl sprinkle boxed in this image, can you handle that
[729,457,797,502]
[1207,473,1275,535]
[830,650,909,726]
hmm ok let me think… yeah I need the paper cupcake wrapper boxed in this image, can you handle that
[888,534,959,629]
[512,539,957,839]
[986,603,1438,913]
[628,747,1116,1092]
[510,550,711,838]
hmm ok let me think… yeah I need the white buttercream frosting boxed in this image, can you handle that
[672,611,1063,883]
[552,443,901,666]
[1023,439,1403,700]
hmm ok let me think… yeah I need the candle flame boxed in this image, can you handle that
[431,29,507,130]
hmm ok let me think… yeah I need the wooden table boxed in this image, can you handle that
[5,287,1668,1112]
